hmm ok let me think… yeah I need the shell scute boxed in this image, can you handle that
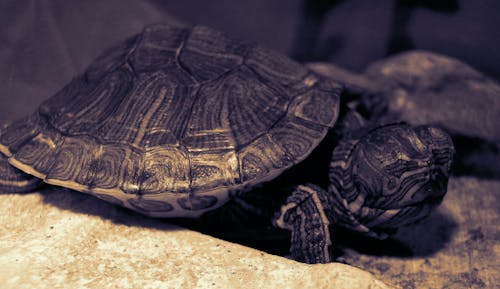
[178,25,246,81]
[268,116,329,162]
[43,136,97,191]
[288,82,341,127]
[184,65,290,150]
[177,195,219,211]
[238,134,289,183]
[43,67,134,135]
[189,150,240,192]
[95,193,125,207]
[91,144,128,190]
[139,146,190,194]
[245,45,310,96]
[218,66,290,149]
[98,71,195,146]
[11,129,62,178]
[128,198,175,213]
[130,24,188,72]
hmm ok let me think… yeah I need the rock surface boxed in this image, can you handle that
[310,51,500,143]
[2,177,498,289]
[0,188,392,289]
[366,51,500,143]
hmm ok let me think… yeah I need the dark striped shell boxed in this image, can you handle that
[0,24,341,217]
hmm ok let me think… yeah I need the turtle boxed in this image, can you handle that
[0,23,454,264]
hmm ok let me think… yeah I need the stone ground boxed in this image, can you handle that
[0,176,498,288]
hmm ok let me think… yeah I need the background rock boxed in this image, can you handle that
[311,51,500,143]
[311,51,500,179]
[365,51,500,143]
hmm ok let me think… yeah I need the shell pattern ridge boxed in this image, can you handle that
[0,23,341,217]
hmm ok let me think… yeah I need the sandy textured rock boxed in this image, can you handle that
[0,188,392,289]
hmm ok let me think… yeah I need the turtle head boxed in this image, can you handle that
[330,123,454,238]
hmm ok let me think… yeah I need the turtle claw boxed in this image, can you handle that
[274,184,332,264]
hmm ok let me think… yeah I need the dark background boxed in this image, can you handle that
[1,0,499,123]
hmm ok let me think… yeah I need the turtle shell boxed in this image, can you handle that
[0,24,341,217]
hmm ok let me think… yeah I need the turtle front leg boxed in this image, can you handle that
[274,184,333,264]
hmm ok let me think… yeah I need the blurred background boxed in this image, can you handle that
[0,0,499,123]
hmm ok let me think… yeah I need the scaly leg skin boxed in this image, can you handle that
[0,153,42,193]
[274,184,333,264]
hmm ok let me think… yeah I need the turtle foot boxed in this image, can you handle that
[274,184,332,264]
